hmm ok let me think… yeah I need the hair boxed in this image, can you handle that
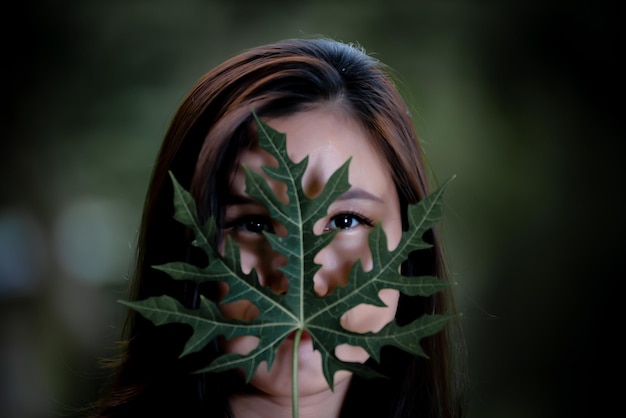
[89,38,467,418]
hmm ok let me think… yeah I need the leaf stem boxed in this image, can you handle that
[291,328,302,418]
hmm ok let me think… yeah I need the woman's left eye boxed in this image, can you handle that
[324,213,373,231]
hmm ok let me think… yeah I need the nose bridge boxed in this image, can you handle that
[300,162,327,199]
[296,145,345,200]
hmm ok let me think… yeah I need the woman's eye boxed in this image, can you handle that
[324,213,373,231]
[229,216,274,234]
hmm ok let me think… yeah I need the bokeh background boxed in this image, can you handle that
[2,1,621,417]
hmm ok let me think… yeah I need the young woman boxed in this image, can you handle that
[90,38,468,418]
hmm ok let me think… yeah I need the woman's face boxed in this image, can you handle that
[219,105,403,398]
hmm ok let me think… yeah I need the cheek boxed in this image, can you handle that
[221,335,260,356]
[217,282,259,355]
[219,297,260,321]
[339,288,399,334]
[228,234,289,293]
[215,282,260,321]
[340,231,375,271]
[312,230,373,296]
[217,283,261,355]
[237,239,272,274]
[335,289,399,363]
[382,214,403,252]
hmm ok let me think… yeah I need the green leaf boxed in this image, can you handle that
[120,110,457,416]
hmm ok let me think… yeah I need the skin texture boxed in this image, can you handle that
[218,106,403,417]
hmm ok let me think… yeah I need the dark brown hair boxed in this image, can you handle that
[90,38,467,418]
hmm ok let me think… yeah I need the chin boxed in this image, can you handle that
[230,335,353,397]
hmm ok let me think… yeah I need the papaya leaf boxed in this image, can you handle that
[120,111,457,417]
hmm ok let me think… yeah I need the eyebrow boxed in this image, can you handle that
[335,187,384,203]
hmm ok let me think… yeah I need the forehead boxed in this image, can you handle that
[269,107,392,194]
[232,106,396,205]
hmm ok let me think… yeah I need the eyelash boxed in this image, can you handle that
[323,211,374,231]
[223,215,275,234]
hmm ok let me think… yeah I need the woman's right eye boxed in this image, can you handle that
[226,215,275,234]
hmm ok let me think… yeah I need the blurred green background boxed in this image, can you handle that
[1,1,621,417]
